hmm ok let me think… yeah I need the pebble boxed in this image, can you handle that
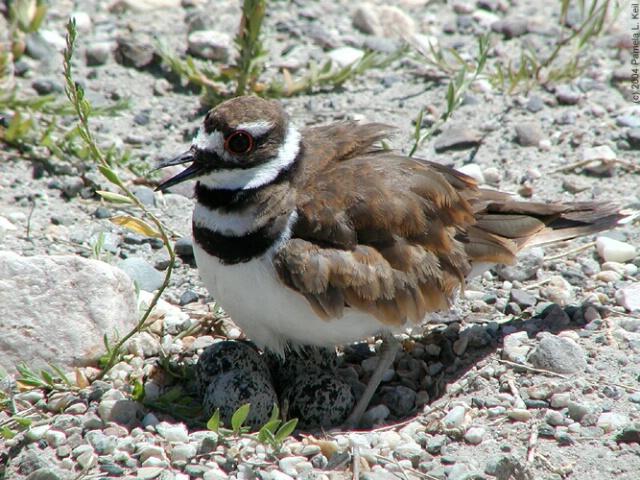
[86,41,113,66]
[187,30,232,62]
[119,258,165,292]
[175,237,195,257]
[492,16,528,38]
[567,401,592,421]
[507,409,532,421]
[494,248,543,281]
[352,4,415,38]
[616,115,640,128]
[441,405,468,430]
[327,47,365,68]
[555,84,581,105]
[434,127,482,152]
[596,236,637,263]
[502,331,531,363]
[528,334,586,374]
[582,145,617,163]
[464,427,485,444]
[526,96,545,112]
[541,275,574,306]
[509,289,536,309]
[456,163,485,184]
[514,123,544,146]
[597,412,630,433]
[627,128,640,148]
[615,283,640,311]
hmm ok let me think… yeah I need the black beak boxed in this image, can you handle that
[152,151,204,191]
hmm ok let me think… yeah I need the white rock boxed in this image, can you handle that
[464,427,485,444]
[0,252,138,373]
[582,145,617,162]
[279,457,307,477]
[457,164,485,184]
[596,237,637,263]
[442,405,468,429]
[156,421,189,443]
[597,412,630,433]
[596,270,622,283]
[616,283,640,312]
[541,275,574,306]
[0,216,17,231]
[26,425,50,441]
[187,30,232,62]
[327,46,365,68]
[70,11,92,33]
[352,4,415,38]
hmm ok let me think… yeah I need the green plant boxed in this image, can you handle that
[490,0,618,93]
[409,34,490,156]
[159,0,407,105]
[206,403,298,452]
[5,0,47,59]
[63,18,175,379]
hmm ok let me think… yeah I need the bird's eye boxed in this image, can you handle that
[224,131,253,155]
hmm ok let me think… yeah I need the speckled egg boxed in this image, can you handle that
[196,340,271,398]
[281,371,355,430]
[266,346,339,392]
[203,369,279,430]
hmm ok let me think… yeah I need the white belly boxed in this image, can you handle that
[193,242,394,355]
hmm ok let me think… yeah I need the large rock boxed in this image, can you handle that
[0,251,138,373]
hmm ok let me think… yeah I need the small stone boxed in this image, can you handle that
[567,401,592,421]
[495,248,544,282]
[352,4,415,38]
[156,422,189,443]
[132,186,156,206]
[596,237,637,263]
[327,46,365,68]
[119,258,165,292]
[616,115,640,128]
[562,179,589,194]
[509,289,536,309]
[627,128,640,149]
[175,237,194,257]
[541,275,574,306]
[434,127,482,153]
[187,30,232,62]
[526,96,545,113]
[484,455,525,479]
[507,409,532,421]
[86,42,113,66]
[582,145,617,163]
[550,393,571,408]
[457,163,485,184]
[545,410,565,426]
[528,334,586,374]
[115,33,157,68]
[464,427,485,444]
[95,206,112,219]
[555,84,581,105]
[493,16,528,38]
[381,386,416,417]
[502,331,531,363]
[616,283,640,312]
[441,405,468,430]
[515,123,544,147]
[32,77,64,95]
[597,412,630,433]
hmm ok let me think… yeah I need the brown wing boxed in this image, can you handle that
[274,123,626,327]
[274,123,479,327]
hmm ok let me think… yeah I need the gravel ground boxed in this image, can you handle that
[2,0,640,479]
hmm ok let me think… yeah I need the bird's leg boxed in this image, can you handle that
[341,335,400,430]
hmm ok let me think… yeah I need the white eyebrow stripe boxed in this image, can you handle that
[236,121,275,138]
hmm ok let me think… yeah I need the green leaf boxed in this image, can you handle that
[109,215,161,238]
[258,427,277,446]
[231,403,251,432]
[275,418,298,441]
[132,379,145,401]
[207,409,221,433]
[0,427,16,439]
[96,191,134,204]
[97,165,121,186]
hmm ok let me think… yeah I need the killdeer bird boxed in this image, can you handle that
[155,96,627,429]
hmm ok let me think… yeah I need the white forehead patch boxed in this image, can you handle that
[192,128,224,155]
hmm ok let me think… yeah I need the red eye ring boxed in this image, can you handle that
[224,131,254,155]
